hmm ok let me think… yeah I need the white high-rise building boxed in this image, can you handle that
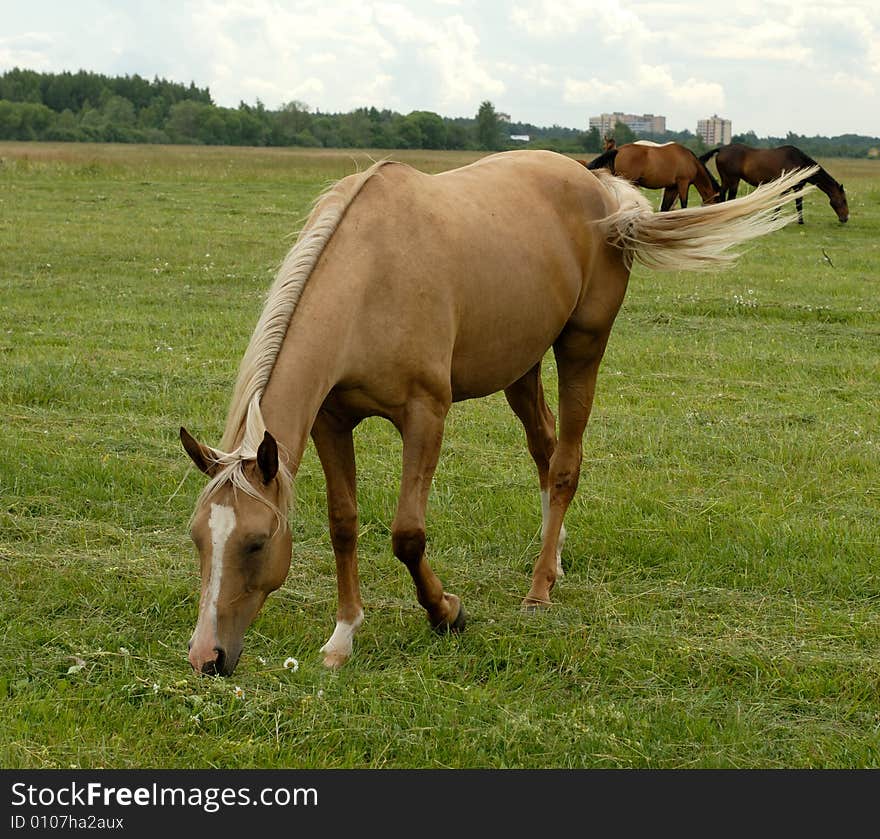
[697,115,732,146]
[589,112,667,136]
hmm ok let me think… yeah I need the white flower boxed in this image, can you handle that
[233,686,244,699]
[118,647,130,656]
[152,683,160,693]
[257,656,267,666]
[283,657,299,672]
[317,690,324,698]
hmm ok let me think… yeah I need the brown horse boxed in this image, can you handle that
[700,143,848,223]
[587,141,721,210]
[180,150,815,675]
[573,137,616,169]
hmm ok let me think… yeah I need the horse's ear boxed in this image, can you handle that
[256,430,279,485]
[180,427,222,477]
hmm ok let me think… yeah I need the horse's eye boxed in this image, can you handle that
[244,537,267,556]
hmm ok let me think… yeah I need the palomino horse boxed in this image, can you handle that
[181,150,815,675]
[588,140,721,210]
[700,143,848,223]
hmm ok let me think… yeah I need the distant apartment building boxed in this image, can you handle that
[697,115,732,146]
[589,112,667,136]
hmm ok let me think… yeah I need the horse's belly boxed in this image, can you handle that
[449,300,572,400]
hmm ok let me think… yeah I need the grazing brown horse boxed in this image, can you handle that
[180,150,815,675]
[700,143,848,223]
[588,141,721,210]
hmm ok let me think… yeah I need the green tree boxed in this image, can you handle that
[583,126,601,152]
[611,121,636,145]
[44,108,83,141]
[166,100,212,143]
[407,110,446,149]
[273,100,312,145]
[396,115,423,148]
[475,100,502,150]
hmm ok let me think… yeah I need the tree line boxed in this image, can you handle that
[1,68,877,158]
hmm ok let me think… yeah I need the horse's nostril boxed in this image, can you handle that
[214,646,227,674]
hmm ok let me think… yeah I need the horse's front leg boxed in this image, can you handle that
[392,394,465,633]
[796,195,804,224]
[312,412,363,669]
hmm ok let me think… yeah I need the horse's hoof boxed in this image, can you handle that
[520,597,551,614]
[433,598,467,635]
[321,650,350,669]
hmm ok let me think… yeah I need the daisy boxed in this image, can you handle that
[283,657,299,672]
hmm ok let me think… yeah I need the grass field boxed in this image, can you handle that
[1,141,879,768]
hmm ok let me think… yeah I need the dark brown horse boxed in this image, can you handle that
[700,143,848,223]
[588,141,721,210]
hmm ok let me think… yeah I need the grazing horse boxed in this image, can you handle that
[587,141,721,210]
[181,150,815,675]
[700,143,848,223]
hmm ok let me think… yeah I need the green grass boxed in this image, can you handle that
[1,142,879,768]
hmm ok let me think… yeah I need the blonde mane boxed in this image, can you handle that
[194,159,393,520]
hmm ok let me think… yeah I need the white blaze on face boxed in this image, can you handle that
[206,503,236,628]
[541,490,566,577]
[191,503,237,653]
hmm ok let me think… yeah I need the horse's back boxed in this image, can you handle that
[615,142,695,187]
[717,143,809,185]
[305,151,623,403]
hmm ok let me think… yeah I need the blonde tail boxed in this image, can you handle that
[597,167,818,272]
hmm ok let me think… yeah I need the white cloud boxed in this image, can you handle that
[0,32,58,71]
[564,63,723,115]
[374,5,505,108]
[511,0,649,44]
[0,1,878,135]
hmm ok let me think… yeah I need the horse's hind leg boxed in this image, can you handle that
[660,186,678,211]
[392,395,464,632]
[312,411,364,668]
[504,362,566,577]
[523,326,610,608]
[796,195,804,224]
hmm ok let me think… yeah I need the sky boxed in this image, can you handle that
[2,0,879,138]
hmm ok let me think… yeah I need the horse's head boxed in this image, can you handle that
[830,182,848,223]
[180,426,292,676]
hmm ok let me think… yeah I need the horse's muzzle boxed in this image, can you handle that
[189,644,230,676]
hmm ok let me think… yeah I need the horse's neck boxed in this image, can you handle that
[692,163,717,200]
[258,325,344,475]
[808,166,838,196]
